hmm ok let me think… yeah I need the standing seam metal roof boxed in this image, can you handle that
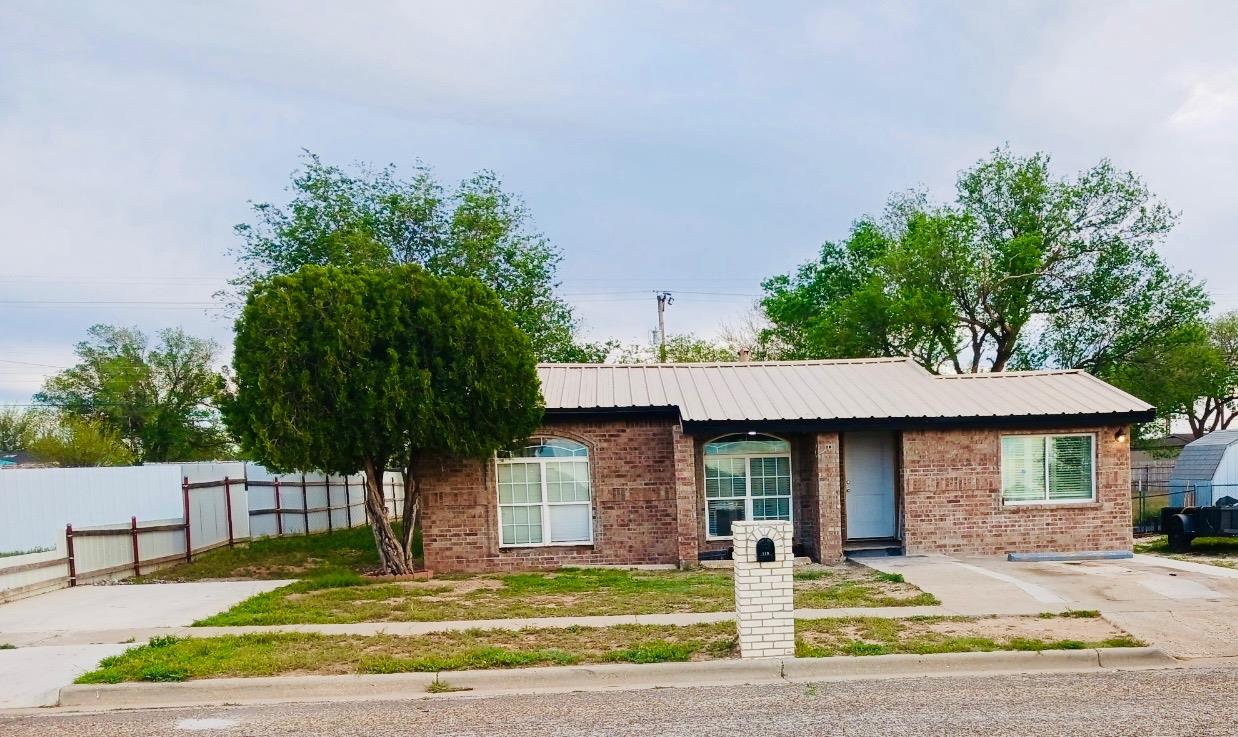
[536,358,1153,423]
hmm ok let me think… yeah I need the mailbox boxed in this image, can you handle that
[755,536,776,563]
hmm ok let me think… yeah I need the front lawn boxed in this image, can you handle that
[194,564,938,626]
[1135,535,1238,569]
[135,524,418,582]
[77,612,1139,684]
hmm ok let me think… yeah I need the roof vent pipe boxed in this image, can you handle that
[737,347,751,362]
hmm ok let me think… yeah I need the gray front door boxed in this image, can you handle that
[843,431,898,539]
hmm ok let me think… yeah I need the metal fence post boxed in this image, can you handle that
[65,523,77,587]
[326,475,334,533]
[344,476,352,528]
[223,476,235,547]
[130,516,141,576]
[301,473,309,535]
[274,477,284,536]
[182,476,193,562]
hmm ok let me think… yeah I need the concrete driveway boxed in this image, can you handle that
[0,581,288,708]
[861,553,1238,659]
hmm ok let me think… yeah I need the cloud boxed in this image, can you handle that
[1169,68,1238,137]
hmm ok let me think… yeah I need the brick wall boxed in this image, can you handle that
[420,417,680,572]
[901,426,1132,556]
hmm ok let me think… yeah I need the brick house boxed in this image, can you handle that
[419,358,1153,572]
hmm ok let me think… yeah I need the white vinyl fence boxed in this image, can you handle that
[0,463,406,602]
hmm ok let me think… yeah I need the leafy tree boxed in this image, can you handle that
[230,152,591,361]
[26,414,136,467]
[1109,313,1238,438]
[614,334,738,363]
[224,264,543,574]
[0,406,39,451]
[762,148,1209,374]
[34,325,231,462]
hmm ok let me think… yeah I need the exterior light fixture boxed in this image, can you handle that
[1115,428,1128,443]
[747,431,757,436]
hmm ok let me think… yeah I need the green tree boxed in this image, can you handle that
[224,264,543,573]
[0,406,39,451]
[614,334,737,363]
[34,325,231,462]
[231,152,592,361]
[1109,314,1238,438]
[27,414,136,467]
[761,148,1209,374]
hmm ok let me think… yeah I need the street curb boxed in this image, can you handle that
[54,647,1178,711]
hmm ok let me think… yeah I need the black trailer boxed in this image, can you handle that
[1161,497,1238,552]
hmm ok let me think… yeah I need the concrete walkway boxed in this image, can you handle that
[1,605,975,647]
[0,581,289,708]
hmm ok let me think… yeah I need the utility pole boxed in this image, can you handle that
[655,291,673,362]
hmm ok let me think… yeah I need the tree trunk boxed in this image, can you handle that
[363,458,412,575]
[400,454,420,570]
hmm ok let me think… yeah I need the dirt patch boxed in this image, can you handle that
[922,616,1123,642]
[398,578,503,595]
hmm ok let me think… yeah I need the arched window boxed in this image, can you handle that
[496,438,592,546]
[703,433,792,539]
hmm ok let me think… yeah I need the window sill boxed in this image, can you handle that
[1002,500,1100,511]
[498,542,595,550]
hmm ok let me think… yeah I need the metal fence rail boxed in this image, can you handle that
[1132,468,1238,534]
[0,463,406,602]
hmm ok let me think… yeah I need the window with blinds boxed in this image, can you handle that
[1000,434,1095,504]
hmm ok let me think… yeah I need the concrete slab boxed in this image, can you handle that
[854,555,1059,615]
[0,644,128,708]
[0,581,291,635]
[856,553,1238,658]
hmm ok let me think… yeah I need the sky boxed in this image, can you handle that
[3,1,1238,404]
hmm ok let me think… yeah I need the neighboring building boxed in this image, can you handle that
[419,358,1153,572]
[1131,432,1194,467]
[1168,430,1238,507]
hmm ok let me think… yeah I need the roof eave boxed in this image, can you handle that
[680,410,1156,435]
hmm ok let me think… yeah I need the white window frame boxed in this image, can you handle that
[703,436,793,541]
[1000,432,1097,506]
[495,439,594,548]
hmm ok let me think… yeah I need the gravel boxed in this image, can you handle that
[4,667,1237,736]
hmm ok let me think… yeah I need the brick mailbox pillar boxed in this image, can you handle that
[731,520,794,658]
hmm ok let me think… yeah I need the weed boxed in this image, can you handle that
[426,677,470,694]
[874,572,904,583]
[0,643,15,650]
[139,664,188,682]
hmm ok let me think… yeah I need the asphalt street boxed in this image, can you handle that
[3,666,1236,737]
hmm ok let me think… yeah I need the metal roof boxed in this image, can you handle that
[536,358,1154,425]
[1170,430,1238,482]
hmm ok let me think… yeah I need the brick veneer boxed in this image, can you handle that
[420,417,680,572]
[419,417,1132,573]
[815,432,845,562]
[901,426,1133,556]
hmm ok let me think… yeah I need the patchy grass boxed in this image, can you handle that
[0,643,16,650]
[78,614,1143,683]
[795,613,1142,658]
[794,565,939,609]
[135,524,419,582]
[195,567,735,625]
[76,623,739,683]
[1135,535,1238,569]
[196,563,936,626]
